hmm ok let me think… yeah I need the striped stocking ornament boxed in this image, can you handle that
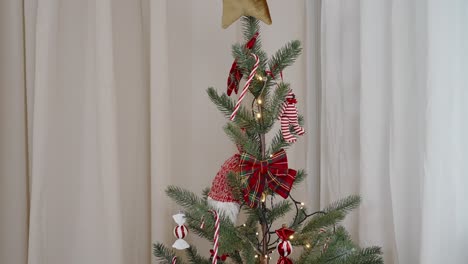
[278,89,305,143]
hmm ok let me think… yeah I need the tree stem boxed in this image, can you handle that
[259,104,269,264]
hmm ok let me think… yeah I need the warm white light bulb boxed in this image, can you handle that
[256,113,261,118]
[289,235,294,240]
[255,255,258,258]
[242,224,246,227]
[256,232,259,236]
[257,99,263,104]
[300,202,305,206]
[306,244,311,248]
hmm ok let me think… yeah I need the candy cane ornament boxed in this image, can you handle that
[171,256,177,264]
[210,210,220,264]
[230,54,259,121]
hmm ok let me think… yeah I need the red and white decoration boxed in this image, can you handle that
[171,256,177,264]
[208,153,241,223]
[278,89,305,143]
[172,212,190,250]
[230,53,259,121]
[226,32,259,96]
[210,210,220,264]
[276,226,295,264]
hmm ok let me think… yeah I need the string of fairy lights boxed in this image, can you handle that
[235,194,330,260]
[235,71,331,261]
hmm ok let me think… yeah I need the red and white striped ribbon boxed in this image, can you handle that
[229,53,259,121]
[171,256,177,264]
[210,210,220,264]
[200,216,205,229]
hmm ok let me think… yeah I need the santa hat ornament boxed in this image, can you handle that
[207,153,241,223]
[172,212,190,250]
[276,226,295,264]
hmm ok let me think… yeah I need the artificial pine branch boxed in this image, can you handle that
[224,123,260,157]
[262,82,290,132]
[268,129,291,155]
[301,210,345,234]
[166,186,206,210]
[186,246,211,264]
[266,200,292,222]
[155,16,383,264]
[268,40,302,81]
[226,171,243,202]
[292,169,306,187]
[207,87,256,129]
[242,16,261,52]
[324,195,361,215]
[202,187,211,200]
[153,243,182,264]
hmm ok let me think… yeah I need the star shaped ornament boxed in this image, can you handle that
[222,0,272,29]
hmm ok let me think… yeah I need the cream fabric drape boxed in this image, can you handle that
[0,1,29,264]
[2,0,151,263]
[1,1,310,264]
[319,1,468,263]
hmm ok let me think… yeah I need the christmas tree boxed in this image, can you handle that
[153,16,383,264]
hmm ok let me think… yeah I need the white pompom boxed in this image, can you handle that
[172,239,190,250]
[208,197,240,223]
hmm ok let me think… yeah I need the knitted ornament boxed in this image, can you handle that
[172,213,190,250]
[208,153,241,223]
[278,89,305,143]
[276,226,295,264]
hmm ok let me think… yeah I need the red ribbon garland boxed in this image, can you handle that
[226,32,259,96]
[210,250,229,261]
[240,149,296,208]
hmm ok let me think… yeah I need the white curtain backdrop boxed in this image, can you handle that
[2,0,467,263]
[319,1,468,263]
[1,1,310,264]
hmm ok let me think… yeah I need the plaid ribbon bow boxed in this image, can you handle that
[240,149,297,208]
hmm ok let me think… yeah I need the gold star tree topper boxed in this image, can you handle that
[222,0,272,29]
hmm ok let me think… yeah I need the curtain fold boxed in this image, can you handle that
[2,1,309,263]
[27,0,125,263]
[3,0,467,263]
[319,1,468,263]
[0,1,151,263]
[0,1,29,263]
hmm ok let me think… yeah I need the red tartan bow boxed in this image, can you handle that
[240,149,296,208]
[227,32,259,96]
[210,250,229,261]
